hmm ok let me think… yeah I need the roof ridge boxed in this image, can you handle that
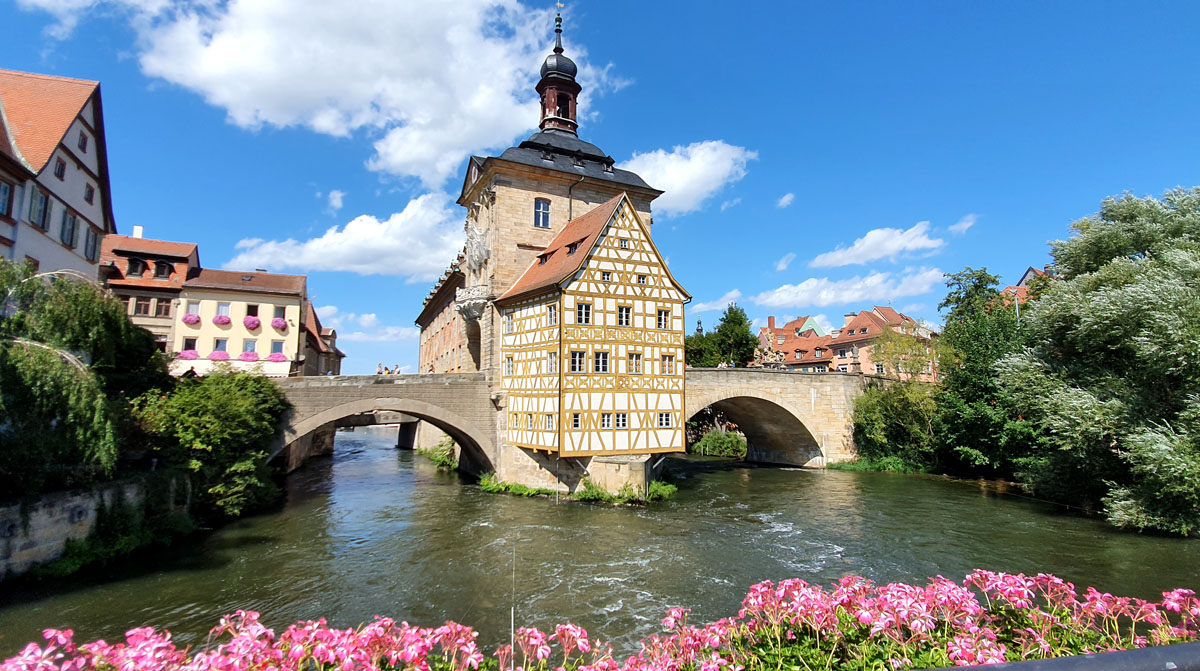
[0,68,99,86]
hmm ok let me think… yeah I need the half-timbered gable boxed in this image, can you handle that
[497,193,689,457]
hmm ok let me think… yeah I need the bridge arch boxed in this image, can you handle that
[276,396,495,474]
[686,388,825,467]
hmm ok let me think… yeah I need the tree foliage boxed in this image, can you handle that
[687,304,757,367]
[134,369,290,519]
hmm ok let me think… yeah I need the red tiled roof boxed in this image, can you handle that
[184,268,306,296]
[1000,285,1030,304]
[498,193,625,302]
[101,234,198,260]
[304,302,330,353]
[0,108,32,175]
[0,69,97,172]
[873,305,904,325]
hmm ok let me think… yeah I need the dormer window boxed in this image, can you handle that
[567,241,579,255]
[127,258,146,277]
[534,198,550,228]
[602,162,614,173]
[154,261,172,278]
[537,253,549,265]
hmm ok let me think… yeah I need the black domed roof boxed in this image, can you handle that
[540,52,577,78]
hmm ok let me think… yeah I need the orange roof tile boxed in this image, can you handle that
[0,69,97,172]
[304,302,331,353]
[184,268,306,296]
[498,193,625,302]
[101,234,198,260]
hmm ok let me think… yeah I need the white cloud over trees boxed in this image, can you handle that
[810,221,945,268]
[751,267,945,309]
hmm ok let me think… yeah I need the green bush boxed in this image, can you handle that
[851,382,938,471]
[417,436,458,471]
[478,472,555,497]
[571,478,614,502]
[646,479,677,501]
[134,370,289,520]
[690,430,747,458]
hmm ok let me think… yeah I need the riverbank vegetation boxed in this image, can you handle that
[0,259,291,575]
[690,430,748,458]
[851,188,1200,535]
[7,570,1196,671]
[416,436,459,472]
[477,473,676,503]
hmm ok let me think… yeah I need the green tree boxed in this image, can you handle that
[997,188,1200,534]
[711,303,757,366]
[134,369,290,519]
[685,331,721,367]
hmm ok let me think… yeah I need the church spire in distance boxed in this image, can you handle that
[536,12,580,134]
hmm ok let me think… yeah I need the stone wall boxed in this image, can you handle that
[0,478,187,579]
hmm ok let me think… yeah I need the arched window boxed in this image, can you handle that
[556,93,571,118]
[533,198,550,228]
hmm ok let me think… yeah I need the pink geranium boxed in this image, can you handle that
[266,352,288,362]
[243,315,261,330]
[175,349,198,360]
[181,313,201,325]
[271,317,287,330]
[212,315,231,325]
[208,350,230,361]
[239,351,260,362]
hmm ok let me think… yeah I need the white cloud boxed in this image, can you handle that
[340,326,420,342]
[689,289,743,313]
[810,221,945,268]
[315,305,419,343]
[751,267,945,309]
[225,192,462,280]
[775,252,797,271]
[900,303,926,314]
[357,313,379,328]
[949,213,977,235]
[618,141,757,217]
[20,0,627,188]
[720,197,742,212]
[315,305,339,320]
[776,192,795,209]
[327,189,345,214]
[812,314,834,334]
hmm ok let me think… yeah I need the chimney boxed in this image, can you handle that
[767,316,776,330]
[132,225,144,239]
[844,313,856,327]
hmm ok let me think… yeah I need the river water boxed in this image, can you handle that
[2,431,1198,656]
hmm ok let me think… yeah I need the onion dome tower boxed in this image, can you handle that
[536,14,580,134]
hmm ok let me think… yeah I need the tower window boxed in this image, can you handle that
[534,198,550,228]
[556,93,570,118]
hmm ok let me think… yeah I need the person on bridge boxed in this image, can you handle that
[376,363,384,375]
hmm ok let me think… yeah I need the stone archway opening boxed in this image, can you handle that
[687,395,823,467]
[274,397,494,476]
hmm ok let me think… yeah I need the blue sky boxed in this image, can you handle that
[7,1,1199,373]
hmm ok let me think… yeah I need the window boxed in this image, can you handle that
[567,241,580,255]
[83,228,98,261]
[776,336,785,345]
[83,184,95,204]
[533,198,551,228]
[571,413,581,430]
[246,304,259,317]
[504,312,514,334]
[576,302,591,324]
[617,306,631,327]
[134,297,152,316]
[128,258,146,276]
[838,365,848,372]
[217,302,231,317]
[619,239,629,249]
[814,349,823,358]
[154,262,172,278]
[0,180,11,217]
[615,413,628,429]
[545,414,555,431]
[601,271,611,282]
[838,348,847,359]
[214,338,228,352]
[860,328,868,334]
[657,309,670,330]
[570,351,585,373]
[30,191,50,230]
[527,413,534,430]
[54,158,66,180]
[274,306,286,319]
[875,363,885,375]
[547,304,557,326]
[795,351,802,360]
[662,355,676,375]
[185,301,200,315]
[59,210,77,247]
[628,352,642,374]
[594,351,609,374]
[271,340,285,354]
[155,299,171,317]
[504,356,514,376]
[637,274,647,285]
[183,337,197,351]
[78,131,89,153]
[601,413,612,429]
[657,412,672,428]
[243,339,257,353]
[547,351,558,374]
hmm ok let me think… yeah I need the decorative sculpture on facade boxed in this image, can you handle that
[455,189,495,323]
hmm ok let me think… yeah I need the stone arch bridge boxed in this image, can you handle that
[272,370,868,481]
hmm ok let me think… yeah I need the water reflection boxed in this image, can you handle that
[1,432,1197,658]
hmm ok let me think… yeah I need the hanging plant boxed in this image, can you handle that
[181,313,201,325]
[239,351,260,362]
[266,352,288,362]
[208,350,230,361]
[176,349,198,360]
[212,315,231,326]
[271,317,288,330]
[244,315,261,330]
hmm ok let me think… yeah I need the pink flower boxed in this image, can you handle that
[208,350,230,361]
[266,352,288,363]
[176,349,198,360]
[181,313,201,325]
[238,351,259,362]
[243,315,261,330]
[271,317,288,330]
[212,315,231,325]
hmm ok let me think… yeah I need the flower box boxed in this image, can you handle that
[243,315,261,330]
[175,349,198,360]
[271,317,287,330]
[212,315,231,325]
[181,313,201,325]
[208,350,230,361]
[239,351,260,362]
[266,352,288,362]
